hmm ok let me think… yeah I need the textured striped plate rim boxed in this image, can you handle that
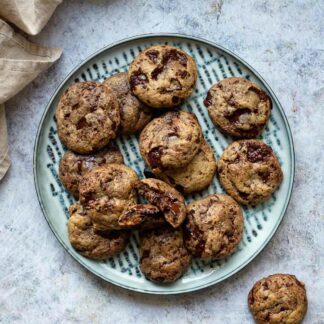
[33,33,295,294]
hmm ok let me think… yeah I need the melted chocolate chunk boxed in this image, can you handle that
[76,117,88,130]
[162,49,188,67]
[151,66,164,80]
[172,96,180,104]
[246,142,272,163]
[177,70,188,79]
[147,147,163,169]
[203,91,213,107]
[184,216,205,257]
[129,69,148,90]
[145,49,159,63]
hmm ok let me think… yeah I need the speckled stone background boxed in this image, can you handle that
[0,0,323,323]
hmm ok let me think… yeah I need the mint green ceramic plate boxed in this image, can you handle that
[34,34,294,294]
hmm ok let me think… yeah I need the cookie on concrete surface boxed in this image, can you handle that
[204,77,272,138]
[139,111,202,173]
[157,139,217,194]
[184,194,243,260]
[59,142,124,198]
[79,164,138,230]
[218,140,283,205]
[248,274,307,324]
[68,204,129,260]
[56,81,120,153]
[129,45,197,108]
[139,227,191,283]
[103,72,153,134]
[118,204,166,230]
[135,178,187,228]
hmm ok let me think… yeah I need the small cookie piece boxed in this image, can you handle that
[140,227,191,283]
[184,194,243,260]
[139,111,203,173]
[248,274,308,324]
[204,77,272,138]
[56,81,120,153]
[103,72,153,134]
[218,140,283,205]
[79,164,138,230]
[135,178,187,228]
[129,45,197,108]
[68,204,129,260]
[59,143,124,198]
[157,139,217,194]
[118,204,166,230]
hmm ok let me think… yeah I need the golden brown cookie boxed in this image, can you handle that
[218,140,283,205]
[139,111,203,173]
[135,178,187,228]
[157,139,217,194]
[59,142,124,198]
[248,274,308,324]
[118,204,166,230]
[103,72,153,134]
[139,227,191,283]
[55,81,120,154]
[79,164,138,230]
[68,204,130,260]
[184,194,243,260]
[129,45,197,108]
[204,77,272,138]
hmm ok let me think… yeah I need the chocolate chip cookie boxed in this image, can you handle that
[218,140,283,205]
[248,274,308,324]
[56,81,120,153]
[103,72,153,134]
[129,45,197,108]
[59,142,124,198]
[139,111,203,173]
[68,204,130,260]
[157,139,217,194]
[118,204,166,230]
[79,164,138,230]
[204,77,272,138]
[184,194,243,260]
[135,178,187,228]
[139,227,191,283]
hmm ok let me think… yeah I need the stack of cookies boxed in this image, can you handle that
[55,44,307,323]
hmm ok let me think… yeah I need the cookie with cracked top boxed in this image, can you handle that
[139,111,203,173]
[135,178,187,228]
[218,140,283,205]
[68,204,130,260]
[79,164,138,230]
[157,139,217,194]
[103,72,153,134]
[56,81,120,154]
[184,194,243,260]
[139,226,191,283]
[129,45,197,108]
[59,142,124,199]
[204,77,272,138]
[248,274,307,324]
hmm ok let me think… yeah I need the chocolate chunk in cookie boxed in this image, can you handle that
[218,140,283,205]
[129,45,197,108]
[56,81,120,153]
[204,77,272,138]
[135,178,187,228]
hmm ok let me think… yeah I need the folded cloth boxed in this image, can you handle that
[0,0,62,35]
[0,19,62,180]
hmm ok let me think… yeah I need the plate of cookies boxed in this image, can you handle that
[34,34,295,294]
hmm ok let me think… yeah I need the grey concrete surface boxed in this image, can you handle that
[0,0,323,323]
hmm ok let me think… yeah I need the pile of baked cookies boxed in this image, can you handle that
[56,45,307,323]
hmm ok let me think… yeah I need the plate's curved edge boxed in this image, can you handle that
[33,33,295,295]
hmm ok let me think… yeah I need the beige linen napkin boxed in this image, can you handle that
[0,19,62,180]
[0,0,62,35]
